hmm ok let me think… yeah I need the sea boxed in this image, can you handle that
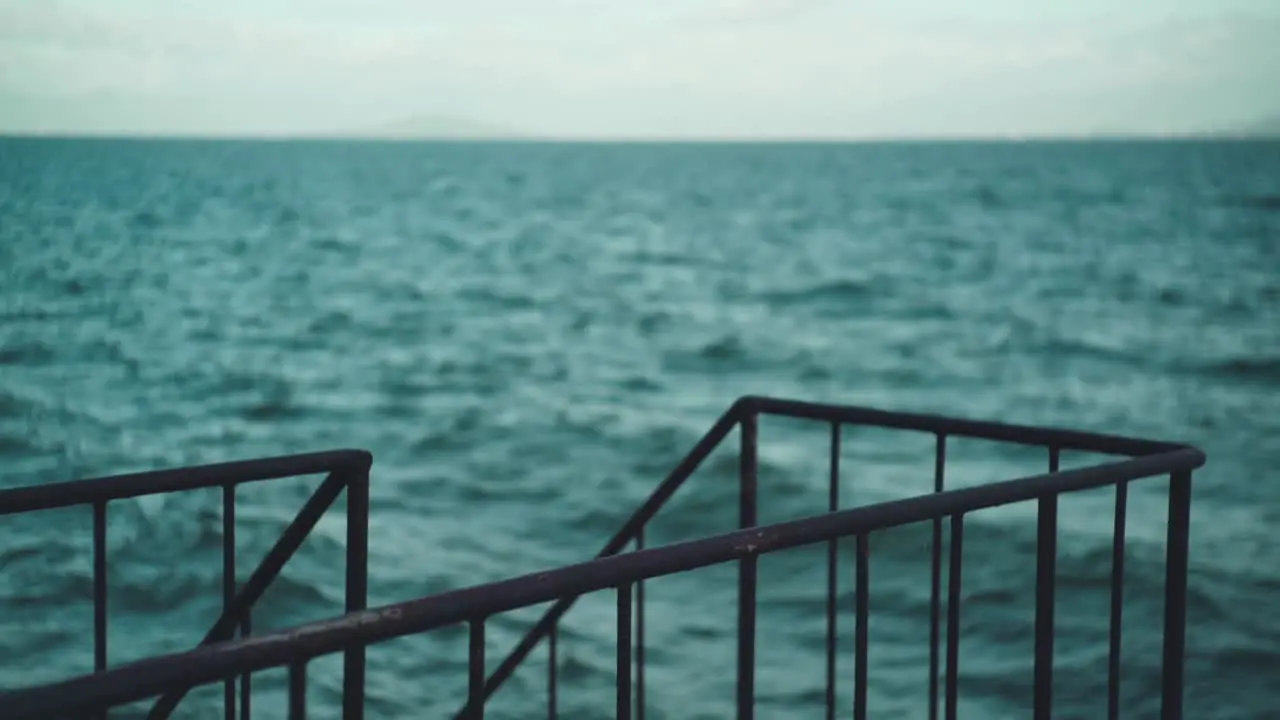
[1,138,1277,719]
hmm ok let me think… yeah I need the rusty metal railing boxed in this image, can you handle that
[0,397,1205,719]
[469,396,1200,720]
[0,449,371,720]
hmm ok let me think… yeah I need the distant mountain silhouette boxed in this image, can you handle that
[363,115,525,140]
[1240,115,1280,137]
[1199,114,1280,139]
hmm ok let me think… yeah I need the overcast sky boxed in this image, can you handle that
[1,0,1278,138]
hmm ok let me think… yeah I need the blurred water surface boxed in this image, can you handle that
[1,138,1278,719]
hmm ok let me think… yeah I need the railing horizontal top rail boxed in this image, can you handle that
[0,449,372,516]
[741,396,1186,457]
[0,443,1203,718]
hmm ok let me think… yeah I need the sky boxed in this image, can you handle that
[1,0,1278,138]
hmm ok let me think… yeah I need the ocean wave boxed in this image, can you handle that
[1196,356,1280,385]
[0,623,82,662]
[757,277,877,307]
[0,307,84,323]
[313,233,360,256]
[1155,285,1190,307]
[615,374,663,393]
[0,433,40,458]
[241,394,302,422]
[1210,638,1280,672]
[0,389,36,420]
[697,334,747,362]
[0,340,56,366]
[1,566,93,609]
[623,249,705,267]
[660,331,803,376]
[973,184,1006,209]
[0,544,43,566]
[1035,334,1151,369]
[659,334,751,373]
[636,310,672,336]
[275,205,301,225]
[456,286,538,310]
[1234,194,1280,212]
[412,407,486,452]
[556,645,615,685]
[305,308,356,335]
[129,209,164,229]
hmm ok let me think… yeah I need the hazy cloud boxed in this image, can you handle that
[1,0,1276,137]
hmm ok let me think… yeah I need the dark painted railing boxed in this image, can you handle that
[468,396,1200,720]
[0,397,1205,719]
[0,449,372,720]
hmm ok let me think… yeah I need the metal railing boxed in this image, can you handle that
[470,396,1201,720]
[0,449,372,720]
[0,397,1205,719]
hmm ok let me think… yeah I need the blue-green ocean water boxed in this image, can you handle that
[1,138,1278,719]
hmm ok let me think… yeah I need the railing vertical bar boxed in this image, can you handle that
[287,662,307,720]
[826,422,840,720]
[854,532,869,720]
[737,411,758,720]
[1161,471,1192,720]
[1049,447,1061,474]
[945,513,964,720]
[547,623,558,720]
[241,612,252,720]
[468,619,485,720]
[344,470,370,720]
[93,501,107,673]
[223,484,237,720]
[1034,495,1058,720]
[929,433,947,720]
[617,584,633,720]
[93,500,107,720]
[1108,480,1129,720]
[636,531,646,720]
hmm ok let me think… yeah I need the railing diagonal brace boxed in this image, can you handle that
[462,403,746,717]
[145,471,349,720]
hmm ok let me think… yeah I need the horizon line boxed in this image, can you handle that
[2,130,1276,143]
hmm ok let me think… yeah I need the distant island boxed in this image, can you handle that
[4,110,1280,142]
[359,115,526,140]
[350,112,1280,142]
[1181,115,1280,140]
[1239,115,1280,137]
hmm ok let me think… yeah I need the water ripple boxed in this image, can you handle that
[0,138,1277,720]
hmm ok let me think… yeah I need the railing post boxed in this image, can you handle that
[240,612,252,720]
[945,514,965,720]
[547,624,558,719]
[853,533,869,720]
[635,531,646,720]
[469,620,486,720]
[93,501,108,720]
[1161,470,1192,720]
[1034,495,1058,720]
[288,662,307,720]
[826,423,841,720]
[617,584,633,720]
[929,434,947,720]
[1108,481,1129,720]
[222,485,237,720]
[737,409,758,720]
[344,466,370,720]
